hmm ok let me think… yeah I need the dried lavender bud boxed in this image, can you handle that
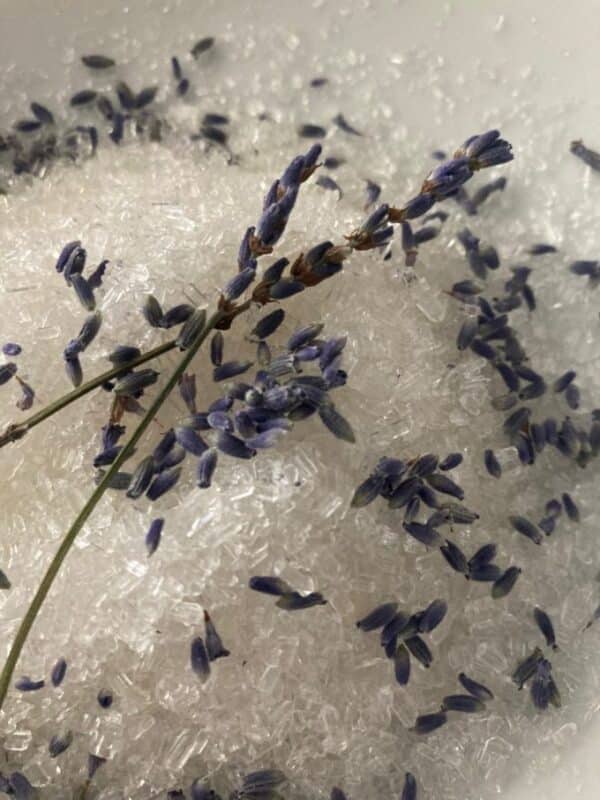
[470,338,497,361]
[50,657,67,687]
[142,294,164,327]
[160,303,195,329]
[276,591,327,610]
[113,369,159,396]
[565,382,580,410]
[207,411,233,433]
[196,448,218,489]
[364,179,381,209]
[425,473,464,500]
[298,123,326,138]
[405,635,433,668]
[539,516,555,535]
[62,246,86,283]
[414,225,440,246]
[49,730,73,758]
[318,403,355,443]
[251,308,285,340]
[70,89,98,106]
[172,426,207,457]
[570,139,600,170]
[484,449,502,478]
[191,37,215,57]
[190,781,214,800]
[0,362,18,385]
[512,647,544,689]
[269,278,305,299]
[503,406,530,435]
[213,360,253,382]
[458,672,494,701]
[145,517,164,556]
[108,345,141,365]
[126,456,155,499]
[495,362,519,392]
[71,274,96,311]
[534,607,557,650]
[135,86,158,109]
[316,175,342,197]
[30,101,54,124]
[224,267,256,301]
[491,566,522,599]
[178,372,197,413]
[249,576,294,596]
[381,612,411,646]
[190,637,210,682]
[561,492,580,522]
[441,694,485,713]
[394,644,411,686]
[530,659,560,710]
[110,112,125,143]
[412,711,447,735]
[75,311,102,351]
[217,430,256,459]
[15,676,45,692]
[97,688,113,708]
[203,610,230,661]
[87,753,107,780]
[510,515,542,545]
[440,539,468,575]
[418,599,447,633]
[471,176,507,207]
[2,342,22,356]
[354,602,396,633]
[146,467,182,501]
[176,308,207,350]
[241,770,287,795]
[0,569,11,590]
[8,771,36,799]
[555,371,576,394]
[64,355,83,387]
[82,54,115,69]
[469,563,502,582]
[468,543,497,571]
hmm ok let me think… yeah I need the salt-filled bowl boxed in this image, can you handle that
[0,1,599,798]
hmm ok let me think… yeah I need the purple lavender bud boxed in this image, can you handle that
[126,456,155,499]
[93,445,122,468]
[262,257,289,283]
[190,637,210,682]
[371,225,394,247]
[64,356,83,387]
[245,429,285,449]
[305,241,334,269]
[97,688,113,708]
[426,157,472,195]
[151,429,176,465]
[87,754,107,781]
[77,311,102,350]
[113,369,159,396]
[276,591,327,611]
[333,112,362,136]
[286,324,323,352]
[2,342,21,356]
[208,395,234,413]
[364,180,381,210]
[15,676,45,692]
[241,770,287,794]
[196,447,218,488]
[55,240,81,273]
[142,294,164,328]
[280,155,305,190]
[319,337,347,371]
[207,411,234,433]
[318,403,355,443]
[108,345,141,365]
[463,129,500,159]
[298,123,326,139]
[71,274,96,311]
[403,193,435,219]
[238,226,256,270]
[63,246,87,283]
[178,372,197,413]
[217,430,256,459]
[145,517,164,556]
[8,771,36,799]
[302,142,322,171]
[204,610,230,660]
[50,658,67,687]
[156,445,186,473]
[361,203,389,234]
[250,308,285,340]
[160,303,195,329]
[224,267,256,301]
[493,568,523,597]
[210,331,224,367]
[256,187,298,247]
[213,360,253,382]
[249,575,294,596]
[15,378,34,411]
[146,467,182,501]
[174,425,208,456]
[263,180,280,210]
[419,598,447,633]
[183,413,211,431]
[316,175,342,197]
[49,730,73,758]
[267,278,304,300]
[176,308,207,351]
[0,362,18,386]
[401,772,417,800]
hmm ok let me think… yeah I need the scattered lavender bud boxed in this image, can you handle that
[76,310,102,350]
[2,342,22,356]
[471,176,507,207]
[197,447,218,488]
[113,369,159,396]
[110,112,125,143]
[394,644,411,686]
[249,576,294,596]
[269,278,305,299]
[87,753,107,780]
[469,563,502,582]
[30,101,54,125]
[534,607,557,650]
[332,112,362,136]
[213,360,253,382]
[484,449,502,478]
[503,406,530,435]
[15,675,45,692]
[425,472,464,500]
[495,362,519,392]
[241,769,287,795]
[561,492,580,522]
[146,466,182,501]
[50,657,67,687]
[70,89,98,106]
[510,515,542,545]
[0,362,18,386]
[411,711,447,735]
[108,345,141,365]
[298,123,326,138]
[276,591,327,610]
[316,175,343,197]
[49,730,73,758]
[319,403,355,443]
[64,356,83,387]
[356,602,398,631]
[204,610,230,661]
[530,659,561,710]
[190,637,210,682]
[217,430,256,459]
[160,303,195,329]
[142,294,164,328]
[82,54,115,69]
[570,139,600,171]
[351,474,385,508]
[145,517,164,556]
[178,372,197,413]
[440,539,469,575]
[565,382,580,410]
[126,456,156,499]
[55,241,82,274]
[441,694,485,713]
[405,635,433,668]
[539,516,555,535]
[468,543,497,571]
[418,599,447,633]
[458,672,494,701]
[0,569,11,590]
[207,411,234,433]
[401,772,417,800]
[330,788,347,800]
[528,243,557,255]
[71,274,96,311]
[191,37,215,58]
[470,338,497,361]
[381,612,411,646]
[250,309,285,340]
[9,772,36,799]
[97,688,113,708]
[512,647,544,689]
[492,566,522,598]
[14,118,41,133]
[553,370,576,393]
[364,179,381,209]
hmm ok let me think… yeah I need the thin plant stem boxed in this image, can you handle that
[0,310,223,712]
[0,338,178,449]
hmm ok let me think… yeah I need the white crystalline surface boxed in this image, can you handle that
[0,2,599,799]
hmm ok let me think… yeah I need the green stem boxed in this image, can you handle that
[0,310,223,712]
[0,339,178,449]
